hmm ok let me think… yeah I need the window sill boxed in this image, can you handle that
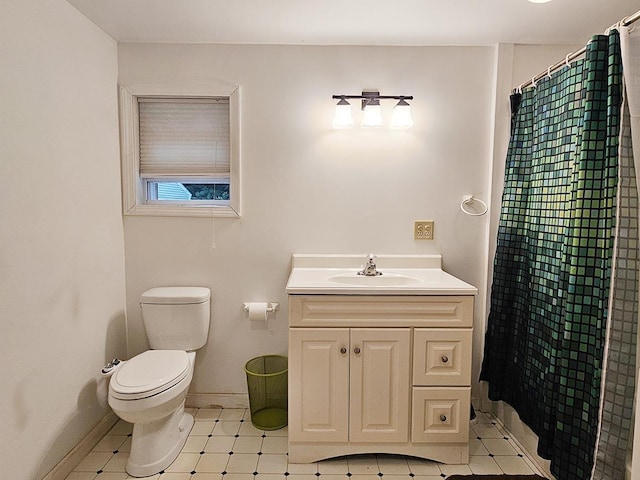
[124,204,240,218]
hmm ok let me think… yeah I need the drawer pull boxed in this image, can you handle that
[340,347,347,355]
[354,347,361,355]
[441,355,449,363]
[440,414,447,422]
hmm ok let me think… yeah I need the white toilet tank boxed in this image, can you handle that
[140,287,211,351]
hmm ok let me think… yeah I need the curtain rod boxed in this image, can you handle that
[515,9,640,93]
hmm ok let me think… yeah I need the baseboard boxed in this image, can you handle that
[471,394,481,410]
[42,411,119,480]
[485,399,555,479]
[186,393,249,409]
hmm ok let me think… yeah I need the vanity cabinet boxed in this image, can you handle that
[289,327,410,443]
[288,295,474,464]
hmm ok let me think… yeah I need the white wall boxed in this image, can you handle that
[0,1,126,478]
[118,43,496,396]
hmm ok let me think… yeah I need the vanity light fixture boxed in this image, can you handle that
[332,96,354,128]
[361,96,383,128]
[391,98,414,129]
[332,90,414,129]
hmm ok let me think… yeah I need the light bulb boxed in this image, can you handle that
[332,98,353,128]
[390,99,413,129]
[361,101,383,127]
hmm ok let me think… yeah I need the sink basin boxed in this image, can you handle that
[326,272,424,286]
[285,254,478,295]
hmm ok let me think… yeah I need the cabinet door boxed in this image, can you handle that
[349,328,411,443]
[289,328,350,442]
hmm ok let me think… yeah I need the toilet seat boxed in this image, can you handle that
[110,350,190,400]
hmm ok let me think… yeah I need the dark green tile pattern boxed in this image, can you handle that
[480,32,624,480]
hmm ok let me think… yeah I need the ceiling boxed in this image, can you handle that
[66,0,638,46]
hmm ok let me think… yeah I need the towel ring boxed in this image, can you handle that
[460,195,488,216]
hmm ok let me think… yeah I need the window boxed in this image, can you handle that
[119,84,240,217]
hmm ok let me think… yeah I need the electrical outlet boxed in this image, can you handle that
[414,221,434,240]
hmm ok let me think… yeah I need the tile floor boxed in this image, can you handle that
[65,408,547,480]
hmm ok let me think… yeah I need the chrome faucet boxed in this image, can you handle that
[358,254,382,276]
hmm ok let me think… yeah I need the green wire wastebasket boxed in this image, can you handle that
[244,355,288,430]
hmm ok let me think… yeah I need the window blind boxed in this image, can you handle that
[138,98,230,178]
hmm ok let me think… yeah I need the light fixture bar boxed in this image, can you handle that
[332,94,414,101]
[333,91,414,112]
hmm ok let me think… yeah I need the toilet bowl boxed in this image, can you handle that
[108,350,196,477]
[106,286,211,478]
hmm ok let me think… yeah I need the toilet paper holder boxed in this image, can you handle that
[243,302,279,314]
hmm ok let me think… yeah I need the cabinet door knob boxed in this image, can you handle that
[439,414,447,422]
[340,347,347,355]
[353,347,361,355]
[441,355,449,363]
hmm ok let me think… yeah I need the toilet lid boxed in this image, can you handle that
[110,350,190,399]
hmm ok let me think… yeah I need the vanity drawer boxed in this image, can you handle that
[411,387,470,443]
[413,329,472,386]
[288,295,474,328]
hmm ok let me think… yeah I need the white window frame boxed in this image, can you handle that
[119,83,241,217]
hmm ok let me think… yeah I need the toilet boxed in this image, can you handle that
[108,286,211,478]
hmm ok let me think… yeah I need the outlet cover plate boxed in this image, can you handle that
[414,221,434,240]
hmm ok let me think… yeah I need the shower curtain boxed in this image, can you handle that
[480,29,638,480]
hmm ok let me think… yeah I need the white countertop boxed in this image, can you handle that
[285,254,478,296]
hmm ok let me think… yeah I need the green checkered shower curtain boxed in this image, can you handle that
[480,31,638,480]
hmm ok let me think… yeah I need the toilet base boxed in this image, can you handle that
[126,401,194,477]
